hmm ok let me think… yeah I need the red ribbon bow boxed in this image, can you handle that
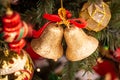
[32,10,87,38]
[43,11,86,28]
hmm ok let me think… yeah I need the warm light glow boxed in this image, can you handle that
[36,68,40,72]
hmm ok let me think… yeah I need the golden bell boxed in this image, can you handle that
[31,23,63,61]
[64,25,99,61]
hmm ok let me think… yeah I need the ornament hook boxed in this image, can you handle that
[3,0,13,15]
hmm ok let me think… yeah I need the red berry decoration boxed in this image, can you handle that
[93,58,119,80]
[113,47,120,62]
[25,43,43,60]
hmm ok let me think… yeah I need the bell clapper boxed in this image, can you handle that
[54,59,58,62]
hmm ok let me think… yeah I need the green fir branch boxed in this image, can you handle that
[61,61,78,80]
[78,50,99,71]
[106,0,120,50]
[109,1,120,25]
[36,0,54,26]
[32,73,42,80]
[61,50,99,80]
[22,0,54,27]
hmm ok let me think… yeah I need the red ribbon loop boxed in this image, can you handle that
[43,10,86,28]
[43,14,61,22]
[32,21,52,38]
[32,10,87,38]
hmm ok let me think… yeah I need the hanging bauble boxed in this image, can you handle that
[31,23,63,61]
[0,9,29,53]
[64,24,98,61]
[0,49,34,80]
[93,58,119,80]
[79,1,111,32]
[2,11,28,43]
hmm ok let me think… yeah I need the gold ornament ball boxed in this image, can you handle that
[0,49,34,80]
[80,1,111,32]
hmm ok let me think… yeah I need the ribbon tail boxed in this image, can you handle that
[32,21,51,38]
[43,13,61,22]
[25,43,42,60]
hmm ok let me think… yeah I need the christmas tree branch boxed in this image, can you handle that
[61,61,78,80]
[22,0,54,27]
[61,50,99,80]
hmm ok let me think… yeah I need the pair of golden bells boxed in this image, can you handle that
[31,8,99,61]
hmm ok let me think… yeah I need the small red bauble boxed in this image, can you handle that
[113,48,120,61]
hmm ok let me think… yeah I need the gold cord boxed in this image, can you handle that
[58,0,70,28]
[61,0,63,8]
